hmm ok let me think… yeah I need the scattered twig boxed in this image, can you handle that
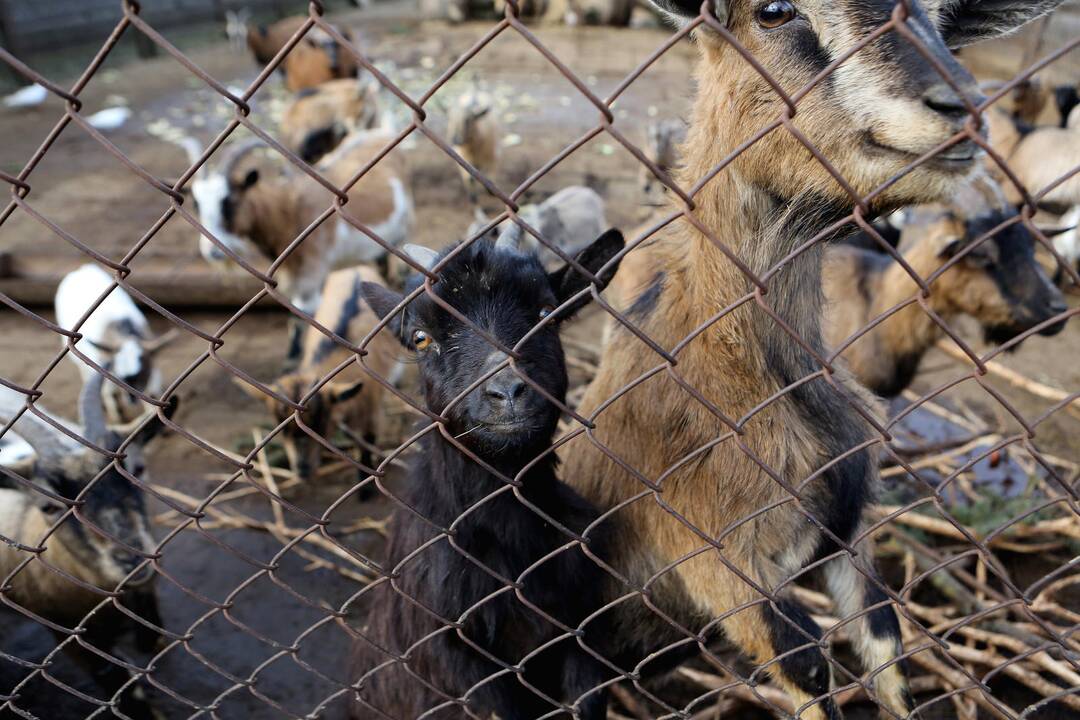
[935,340,1080,420]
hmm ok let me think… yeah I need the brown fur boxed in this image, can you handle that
[822,210,1014,394]
[280,79,380,161]
[282,26,360,92]
[246,16,307,65]
[983,106,1023,189]
[245,16,359,91]
[1010,79,1050,126]
[556,1,1061,715]
[225,132,409,302]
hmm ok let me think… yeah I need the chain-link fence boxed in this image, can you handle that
[1,0,1078,718]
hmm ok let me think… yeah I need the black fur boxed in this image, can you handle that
[754,195,874,554]
[312,273,364,364]
[352,232,625,720]
[1054,85,1079,127]
[299,124,346,164]
[841,223,901,253]
[876,350,923,399]
[628,271,665,320]
[864,584,902,639]
[939,1,1069,49]
[958,210,1067,344]
[763,599,838,719]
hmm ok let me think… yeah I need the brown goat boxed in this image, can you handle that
[447,87,500,204]
[245,16,359,91]
[823,203,1068,397]
[283,25,360,92]
[185,130,413,362]
[237,265,399,485]
[280,79,381,163]
[562,2,1065,719]
[246,16,307,65]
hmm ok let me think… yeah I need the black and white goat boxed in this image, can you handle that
[0,371,175,719]
[55,263,173,424]
[350,228,625,720]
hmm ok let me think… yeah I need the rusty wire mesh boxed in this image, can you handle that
[0,0,1078,718]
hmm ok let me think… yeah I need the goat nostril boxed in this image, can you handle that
[484,378,526,405]
[507,379,526,400]
[923,84,968,118]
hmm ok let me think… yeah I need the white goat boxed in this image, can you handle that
[639,118,687,200]
[470,184,613,268]
[1004,105,1080,208]
[467,185,606,269]
[225,8,251,51]
[54,264,172,424]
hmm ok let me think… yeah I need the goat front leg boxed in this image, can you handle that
[285,290,321,370]
[825,547,915,719]
[562,656,609,720]
[697,562,842,720]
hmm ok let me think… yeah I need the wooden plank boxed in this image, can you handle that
[0,256,269,310]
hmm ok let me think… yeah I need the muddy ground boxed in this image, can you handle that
[0,2,1078,719]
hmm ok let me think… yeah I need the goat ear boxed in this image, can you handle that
[329,380,364,404]
[298,126,341,164]
[548,229,625,319]
[140,395,179,442]
[937,1,1067,49]
[648,0,727,25]
[360,282,405,341]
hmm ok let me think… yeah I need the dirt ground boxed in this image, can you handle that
[0,2,1078,719]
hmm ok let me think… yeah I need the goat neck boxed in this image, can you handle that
[415,429,559,525]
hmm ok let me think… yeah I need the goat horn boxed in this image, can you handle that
[0,391,75,461]
[175,136,206,174]
[494,221,524,254]
[139,328,180,355]
[79,369,109,447]
[1038,225,1078,238]
[403,244,440,272]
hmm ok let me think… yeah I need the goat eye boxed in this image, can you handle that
[41,502,64,517]
[411,329,432,350]
[757,1,797,28]
[538,305,556,320]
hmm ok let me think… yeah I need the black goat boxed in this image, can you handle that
[351,227,624,720]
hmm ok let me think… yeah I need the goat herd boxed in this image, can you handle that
[2,1,1080,719]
